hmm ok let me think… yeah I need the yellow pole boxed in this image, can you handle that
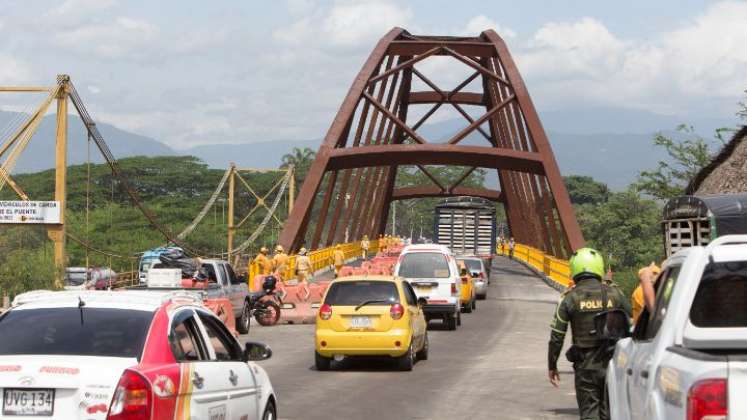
[49,75,69,288]
[227,164,235,259]
[288,167,295,214]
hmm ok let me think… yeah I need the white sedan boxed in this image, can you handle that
[0,290,277,419]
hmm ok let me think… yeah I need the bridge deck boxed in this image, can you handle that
[244,256,578,420]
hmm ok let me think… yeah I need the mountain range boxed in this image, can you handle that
[0,106,736,189]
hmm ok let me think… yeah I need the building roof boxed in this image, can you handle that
[686,125,747,195]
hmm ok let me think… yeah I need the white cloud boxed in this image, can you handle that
[460,15,516,39]
[54,17,159,59]
[0,54,34,84]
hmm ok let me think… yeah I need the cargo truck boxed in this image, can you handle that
[434,196,496,263]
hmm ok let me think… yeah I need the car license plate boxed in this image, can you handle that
[350,316,372,329]
[3,388,54,416]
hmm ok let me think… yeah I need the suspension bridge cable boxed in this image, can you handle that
[176,166,232,240]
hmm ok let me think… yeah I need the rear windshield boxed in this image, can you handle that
[459,259,483,272]
[398,252,451,278]
[324,281,400,306]
[690,261,747,327]
[0,308,153,358]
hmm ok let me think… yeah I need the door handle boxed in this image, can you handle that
[626,368,633,376]
[192,371,204,389]
[640,370,649,379]
[229,370,238,386]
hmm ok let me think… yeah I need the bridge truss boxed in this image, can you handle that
[279,28,584,257]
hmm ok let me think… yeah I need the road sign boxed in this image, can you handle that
[0,201,61,224]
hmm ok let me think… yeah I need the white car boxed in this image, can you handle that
[608,235,747,419]
[394,244,462,330]
[0,290,277,420]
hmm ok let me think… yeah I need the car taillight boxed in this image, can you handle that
[687,378,727,420]
[319,304,333,320]
[107,370,151,420]
[450,283,457,295]
[390,303,404,320]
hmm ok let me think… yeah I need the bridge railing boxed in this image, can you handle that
[248,239,381,290]
[497,243,572,289]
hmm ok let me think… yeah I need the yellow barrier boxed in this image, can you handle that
[497,243,572,289]
[248,239,381,290]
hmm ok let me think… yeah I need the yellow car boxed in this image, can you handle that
[315,275,428,371]
[458,261,477,314]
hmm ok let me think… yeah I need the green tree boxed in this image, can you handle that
[564,175,610,205]
[635,125,717,200]
[280,147,316,187]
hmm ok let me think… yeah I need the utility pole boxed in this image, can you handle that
[48,75,69,288]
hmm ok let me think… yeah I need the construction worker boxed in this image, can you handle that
[296,247,312,283]
[631,262,661,324]
[332,244,345,278]
[548,248,631,420]
[508,237,515,259]
[272,245,289,280]
[361,235,370,259]
[379,234,386,253]
[252,246,272,276]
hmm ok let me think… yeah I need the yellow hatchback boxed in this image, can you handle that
[315,275,428,371]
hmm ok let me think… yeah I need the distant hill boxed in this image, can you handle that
[0,106,736,189]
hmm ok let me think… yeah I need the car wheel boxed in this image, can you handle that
[416,332,429,361]
[445,314,457,330]
[478,293,487,300]
[397,343,414,371]
[457,311,462,326]
[315,351,331,371]
[262,400,277,420]
[236,302,251,335]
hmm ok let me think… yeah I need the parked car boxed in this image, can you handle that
[607,235,747,420]
[63,267,89,290]
[91,267,118,290]
[315,276,428,371]
[0,290,276,420]
[394,244,462,330]
[457,261,476,313]
[458,256,489,298]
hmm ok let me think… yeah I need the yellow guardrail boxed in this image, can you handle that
[497,243,572,289]
[248,239,381,290]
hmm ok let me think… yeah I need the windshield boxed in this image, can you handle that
[459,259,483,272]
[690,261,747,327]
[324,281,399,306]
[398,252,451,278]
[65,271,88,286]
[139,256,158,272]
[0,308,153,358]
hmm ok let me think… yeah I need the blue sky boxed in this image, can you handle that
[0,0,745,148]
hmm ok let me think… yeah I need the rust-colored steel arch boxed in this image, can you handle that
[279,27,584,258]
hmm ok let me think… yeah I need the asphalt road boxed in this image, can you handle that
[242,256,579,420]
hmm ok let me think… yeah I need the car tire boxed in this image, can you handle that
[397,343,415,371]
[315,351,331,371]
[445,314,457,330]
[262,400,277,420]
[236,301,251,335]
[416,332,429,361]
[477,293,487,300]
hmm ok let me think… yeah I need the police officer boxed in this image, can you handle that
[548,248,631,420]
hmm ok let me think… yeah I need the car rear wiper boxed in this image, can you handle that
[355,300,390,311]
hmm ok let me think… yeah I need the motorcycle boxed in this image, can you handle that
[249,275,282,327]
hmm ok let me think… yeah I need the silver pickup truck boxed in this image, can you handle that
[608,235,747,420]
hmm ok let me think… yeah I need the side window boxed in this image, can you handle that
[225,264,241,285]
[642,266,681,340]
[170,311,208,362]
[402,282,417,306]
[202,264,218,283]
[216,264,228,286]
[197,313,242,362]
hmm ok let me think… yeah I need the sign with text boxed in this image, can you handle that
[0,201,61,224]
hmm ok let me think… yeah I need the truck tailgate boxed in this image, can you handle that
[730,360,747,418]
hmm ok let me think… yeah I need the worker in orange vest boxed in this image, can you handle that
[272,245,289,279]
[332,244,345,278]
[251,247,272,276]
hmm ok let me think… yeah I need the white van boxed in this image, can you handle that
[394,244,462,330]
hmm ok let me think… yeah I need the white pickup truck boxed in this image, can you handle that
[608,235,747,420]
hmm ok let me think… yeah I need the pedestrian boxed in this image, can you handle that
[251,246,272,276]
[295,247,312,284]
[548,248,631,420]
[508,237,515,259]
[272,245,289,280]
[361,235,370,260]
[631,262,660,324]
[332,244,345,278]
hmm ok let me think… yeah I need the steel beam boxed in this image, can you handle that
[391,185,502,202]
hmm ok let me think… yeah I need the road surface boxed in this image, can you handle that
[243,256,579,420]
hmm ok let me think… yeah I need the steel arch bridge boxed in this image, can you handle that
[279,27,584,258]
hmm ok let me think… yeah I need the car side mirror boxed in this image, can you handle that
[417,297,428,307]
[244,341,273,361]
